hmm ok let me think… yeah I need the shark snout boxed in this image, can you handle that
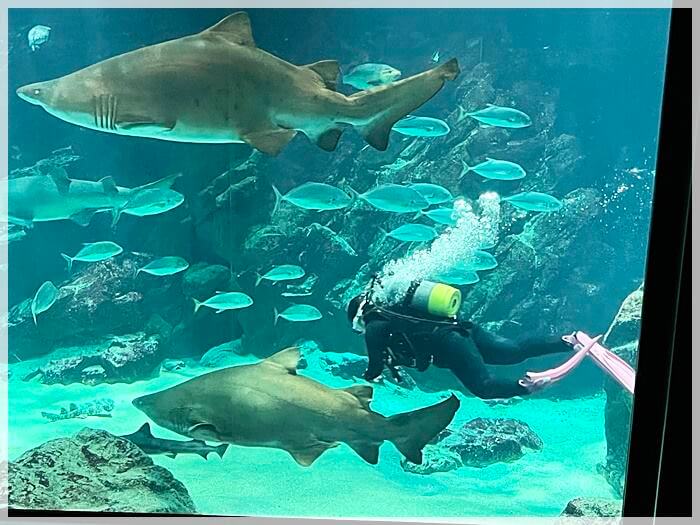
[16,83,46,106]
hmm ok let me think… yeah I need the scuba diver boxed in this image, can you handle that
[347,277,572,399]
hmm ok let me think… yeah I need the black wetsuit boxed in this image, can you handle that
[361,305,569,399]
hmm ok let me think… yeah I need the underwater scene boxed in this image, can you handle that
[7,8,670,518]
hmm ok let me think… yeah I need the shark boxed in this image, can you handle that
[132,347,460,466]
[16,12,460,155]
[8,167,183,228]
[120,422,229,460]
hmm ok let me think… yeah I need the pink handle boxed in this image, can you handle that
[522,331,636,394]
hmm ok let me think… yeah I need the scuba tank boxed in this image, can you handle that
[405,280,462,318]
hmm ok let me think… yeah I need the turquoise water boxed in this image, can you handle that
[8,8,670,517]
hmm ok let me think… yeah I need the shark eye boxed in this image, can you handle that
[33,88,41,96]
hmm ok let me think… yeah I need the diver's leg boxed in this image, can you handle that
[471,324,569,365]
[433,330,529,399]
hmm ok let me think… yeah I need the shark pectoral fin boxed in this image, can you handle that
[304,60,341,90]
[343,385,374,410]
[137,172,183,191]
[264,347,300,374]
[241,129,297,156]
[99,176,118,195]
[48,166,71,195]
[348,442,380,465]
[69,209,97,227]
[287,441,338,467]
[202,12,256,47]
[118,118,175,133]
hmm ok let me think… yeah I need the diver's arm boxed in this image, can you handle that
[363,320,392,380]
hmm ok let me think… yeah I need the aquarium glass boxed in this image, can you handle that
[7,8,671,518]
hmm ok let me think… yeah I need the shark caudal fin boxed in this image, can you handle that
[348,58,459,151]
[388,394,459,464]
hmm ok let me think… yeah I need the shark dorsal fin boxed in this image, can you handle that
[343,385,373,410]
[203,12,255,47]
[99,176,118,195]
[48,166,71,195]
[135,422,153,437]
[264,347,300,374]
[304,60,340,91]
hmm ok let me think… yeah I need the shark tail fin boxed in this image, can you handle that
[61,253,73,272]
[348,58,459,151]
[216,443,229,459]
[387,394,459,465]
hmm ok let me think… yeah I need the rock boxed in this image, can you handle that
[9,428,196,514]
[24,332,163,386]
[600,285,642,497]
[181,263,234,300]
[560,497,621,517]
[200,340,243,368]
[401,417,543,474]
[102,333,163,383]
[9,254,179,361]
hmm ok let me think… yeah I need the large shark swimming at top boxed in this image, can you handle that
[16,12,459,155]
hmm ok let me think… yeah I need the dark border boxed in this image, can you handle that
[622,7,692,518]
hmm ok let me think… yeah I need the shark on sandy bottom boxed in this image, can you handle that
[120,422,229,460]
[132,347,460,466]
[8,167,183,228]
[16,12,459,156]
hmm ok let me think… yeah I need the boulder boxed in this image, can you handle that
[9,428,196,514]
[599,285,642,497]
[402,417,543,474]
[560,497,621,517]
[22,332,163,386]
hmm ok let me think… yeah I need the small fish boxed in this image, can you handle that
[194,291,253,313]
[256,264,306,286]
[31,281,58,325]
[431,50,440,63]
[136,256,189,277]
[61,241,123,272]
[408,183,453,205]
[274,304,323,324]
[27,25,51,51]
[433,269,480,286]
[343,63,401,90]
[272,183,351,215]
[458,250,498,271]
[281,291,313,298]
[380,223,438,242]
[121,422,228,460]
[421,207,457,226]
[352,184,429,213]
[392,116,450,137]
[458,104,532,128]
[461,158,526,181]
[121,188,184,218]
[503,191,563,212]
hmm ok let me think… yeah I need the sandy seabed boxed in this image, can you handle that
[8,349,619,518]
